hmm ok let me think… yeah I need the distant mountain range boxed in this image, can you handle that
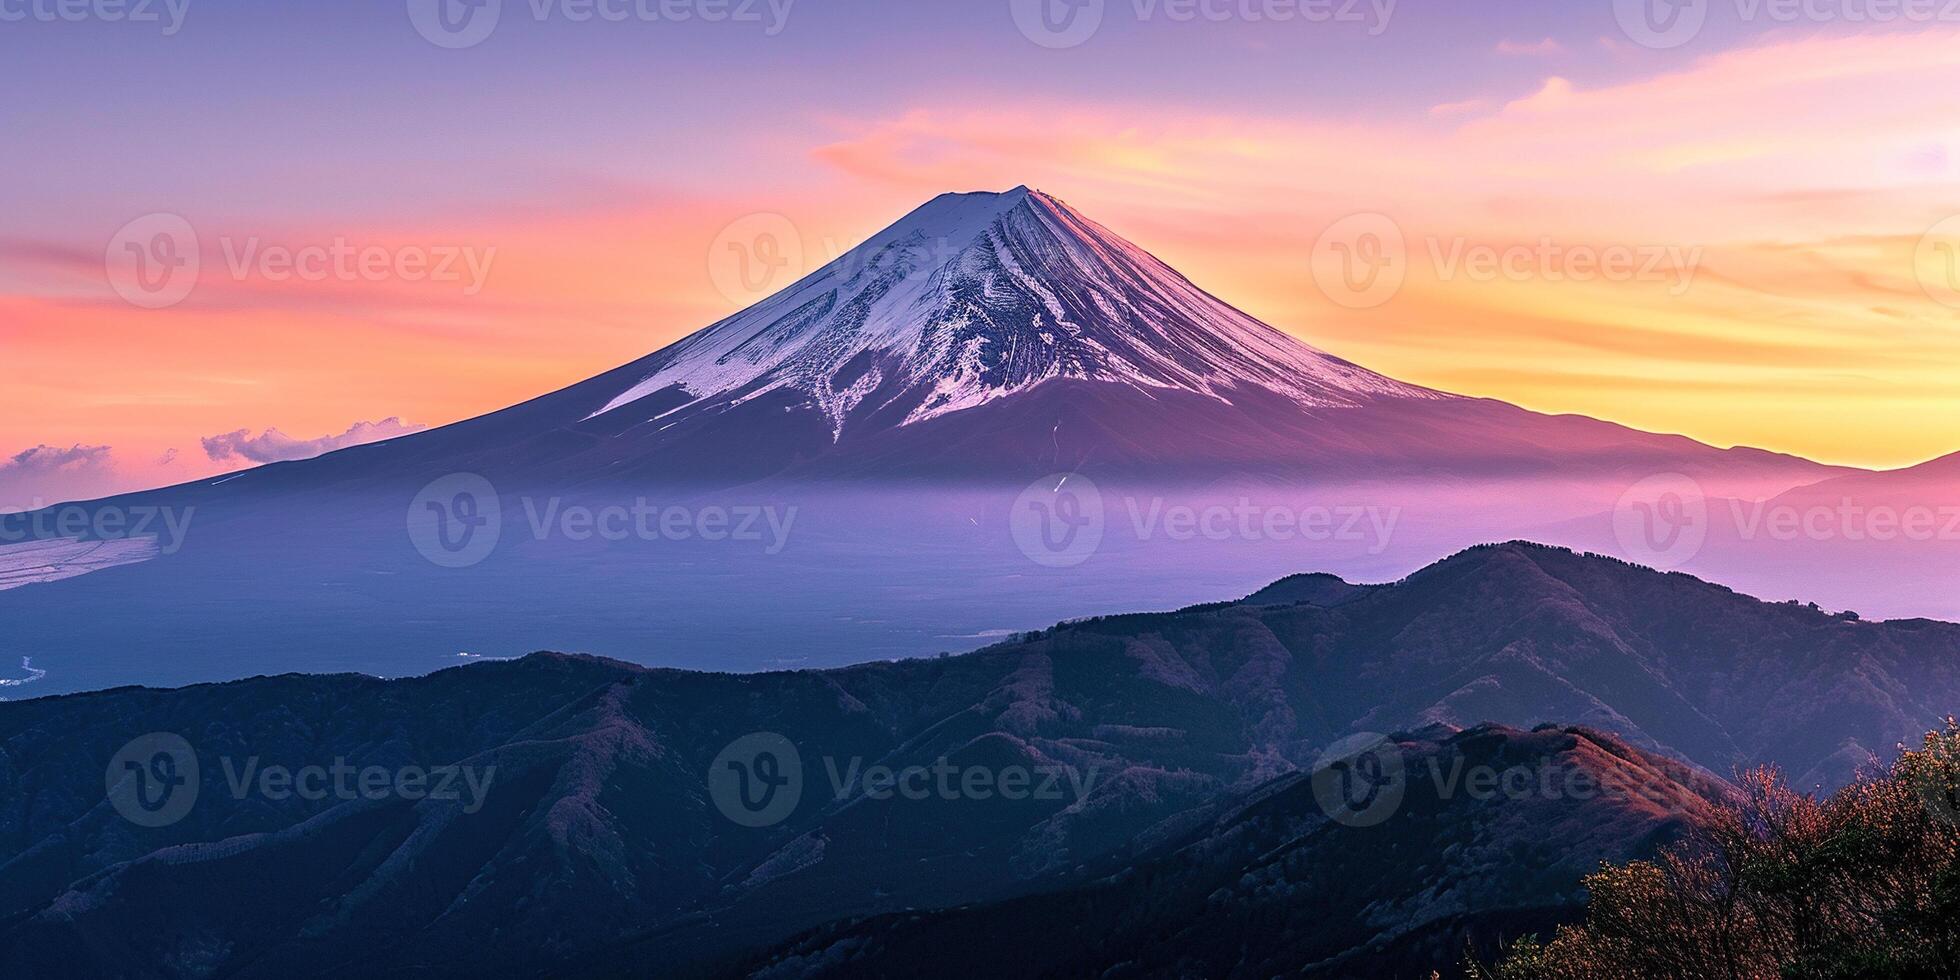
[4,187,1845,498]
[548,187,1821,484]
[10,187,1939,694]
[4,544,1955,976]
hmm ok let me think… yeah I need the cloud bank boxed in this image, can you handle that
[202,418,426,465]
[0,444,124,510]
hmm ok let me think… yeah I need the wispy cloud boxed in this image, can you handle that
[0,444,123,510]
[202,417,426,465]
[794,29,1960,466]
[7,29,1960,478]
[1,444,114,476]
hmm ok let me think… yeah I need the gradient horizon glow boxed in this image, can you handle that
[5,0,1960,508]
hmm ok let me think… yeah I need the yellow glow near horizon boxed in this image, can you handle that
[6,29,1960,507]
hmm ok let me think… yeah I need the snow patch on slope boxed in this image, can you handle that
[589,188,1449,434]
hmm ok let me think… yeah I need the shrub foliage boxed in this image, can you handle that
[1479,720,1960,980]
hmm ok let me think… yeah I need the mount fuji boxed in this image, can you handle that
[590,187,1445,437]
[0,187,1880,693]
[181,185,1828,489]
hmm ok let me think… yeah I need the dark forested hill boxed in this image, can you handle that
[2,543,1955,976]
[732,724,1729,980]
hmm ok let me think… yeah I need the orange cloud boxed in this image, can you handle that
[794,28,1960,467]
[7,27,1960,497]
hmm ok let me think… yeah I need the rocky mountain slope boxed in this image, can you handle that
[2,544,1956,975]
[735,724,1728,979]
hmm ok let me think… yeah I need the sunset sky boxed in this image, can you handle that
[5,0,1960,507]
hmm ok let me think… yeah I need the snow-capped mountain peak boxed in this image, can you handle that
[589,187,1447,436]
